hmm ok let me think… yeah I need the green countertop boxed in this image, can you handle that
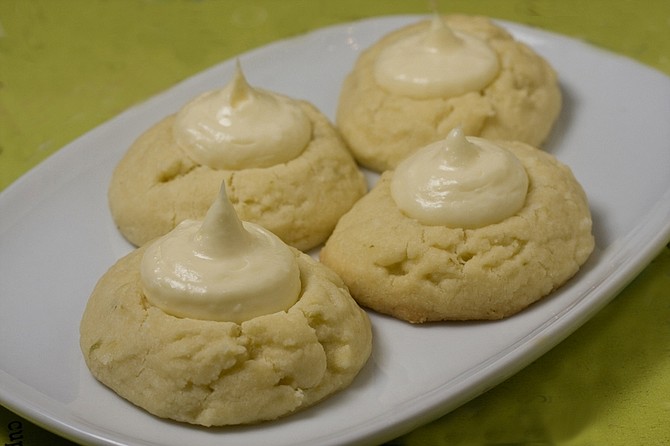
[1,1,669,445]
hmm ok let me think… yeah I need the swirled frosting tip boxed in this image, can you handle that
[173,62,312,170]
[391,128,529,228]
[374,14,500,99]
[140,182,301,323]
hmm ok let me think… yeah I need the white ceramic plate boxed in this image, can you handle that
[1,15,669,446]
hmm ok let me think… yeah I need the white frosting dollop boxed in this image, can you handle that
[390,128,528,228]
[374,15,500,99]
[140,183,301,323]
[173,62,312,170]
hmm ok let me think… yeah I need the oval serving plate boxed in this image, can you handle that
[1,15,670,446]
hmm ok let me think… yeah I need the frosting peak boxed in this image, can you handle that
[420,14,461,51]
[374,15,500,99]
[140,183,301,323]
[173,62,312,170]
[390,128,529,228]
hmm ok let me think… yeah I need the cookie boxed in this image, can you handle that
[320,140,594,323]
[80,245,372,426]
[109,100,366,251]
[336,14,562,172]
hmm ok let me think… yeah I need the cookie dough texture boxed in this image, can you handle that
[109,101,366,250]
[337,15,562,172]
[80,247,372,426]
[320,141,594,323]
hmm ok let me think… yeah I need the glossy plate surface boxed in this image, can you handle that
[1,15,669,446]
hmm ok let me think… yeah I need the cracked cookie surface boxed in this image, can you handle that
[320,141,594,323]
[108,101,366,250]
[336,15,562,172]
[79,246,372,426]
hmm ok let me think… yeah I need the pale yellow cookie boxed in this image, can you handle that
[80,246,372,426]
[109,101,366,250]
[337,15,562,172]
[320,141,594,323]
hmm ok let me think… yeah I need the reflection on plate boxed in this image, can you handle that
[1,15,669,446]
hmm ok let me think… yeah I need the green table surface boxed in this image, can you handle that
[1,1,669,445]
